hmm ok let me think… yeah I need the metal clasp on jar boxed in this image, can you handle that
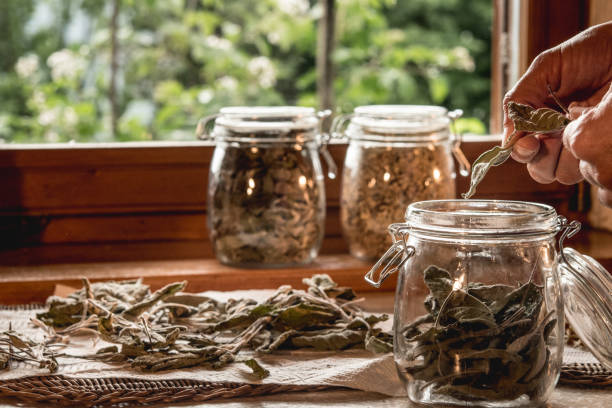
[555,215,582,263]
[195,114,220,140]
[317,109,337,179]
[364,223,415,288]
[329,113,354,140]
[448,109,471,177]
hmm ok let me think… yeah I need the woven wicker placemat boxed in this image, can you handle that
[0,363,608,407]
[0,363,609,407]
[0,375,340,407]
[560,362,612,387]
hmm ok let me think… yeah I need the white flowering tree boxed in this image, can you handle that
[0,0,491,142]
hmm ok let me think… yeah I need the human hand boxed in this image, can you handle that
[563,85,612,205]
[502,22,612,204]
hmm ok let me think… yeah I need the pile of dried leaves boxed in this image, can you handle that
[0,275,392,378]
[402,265,556,401]
[0,325,59,373]
[209,143,324,266]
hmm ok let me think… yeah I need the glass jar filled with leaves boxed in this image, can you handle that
[197,107,336,267]
[365,199,612,407]
[331,105,470,261]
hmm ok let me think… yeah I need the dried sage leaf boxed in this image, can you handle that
[401,265,557,402]
[506,102,570,144]
[277,304,337,330]
[122,281,186,319]
[0,331,58,373]
[364,332,393,354]
[7,333,30,350]
[243,358,270,379]
[461,145,513,199]
[463,100,571,199]
[291,329,364,351]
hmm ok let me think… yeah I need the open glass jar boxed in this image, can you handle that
[366,200,612,407]
[197,107,336,268]
[332,105,470,261]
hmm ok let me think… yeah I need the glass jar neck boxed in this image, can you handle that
[403,199,561,242]
[345,125,450,145]
[212,128,318,144]
[346,105,451,142]
[211,106,320,143]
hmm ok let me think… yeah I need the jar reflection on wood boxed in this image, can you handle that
[332,105,469,261]
[197,107,335,268]
[366,200,573,407]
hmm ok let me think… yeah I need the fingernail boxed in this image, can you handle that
[568,106,590,120]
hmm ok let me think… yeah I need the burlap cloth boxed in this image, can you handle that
[0,289,607,399]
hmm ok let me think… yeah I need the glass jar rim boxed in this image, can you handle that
[215,106,319,134]
[354,104,448,119]
[404,199,560,238]
[347,104,450,139]
[219,106,315,117]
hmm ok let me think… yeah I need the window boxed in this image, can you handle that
[0,0,597,266]
[1,0,492,143]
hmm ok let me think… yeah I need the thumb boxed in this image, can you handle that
[567,104,593,120]
[563,84,612,164]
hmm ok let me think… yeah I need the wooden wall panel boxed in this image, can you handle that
[0,237,350,266]
[0,209,345,245]
[0,166,208,212]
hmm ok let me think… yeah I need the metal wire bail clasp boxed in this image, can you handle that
[317,109,337,179]
[364,223,415,288]
[556,215,582,256]
[195,114,220,140]
[329,113,354,140]
[448,109,471,177]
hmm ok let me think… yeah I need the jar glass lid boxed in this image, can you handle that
[349,104,450,136]
[215,106,319,133]
[404,199,560,239]
[558,247,612,370]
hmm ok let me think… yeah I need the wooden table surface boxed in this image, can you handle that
[142,387,612,408]
[1,387,610,408]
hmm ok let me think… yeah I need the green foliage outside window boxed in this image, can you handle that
[0,0,491,143]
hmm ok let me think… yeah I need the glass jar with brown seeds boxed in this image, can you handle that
[332,105,469,261]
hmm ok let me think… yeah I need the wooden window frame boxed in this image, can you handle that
[0,137,583,265]
[490,0,590,133]
[1,1,606,300]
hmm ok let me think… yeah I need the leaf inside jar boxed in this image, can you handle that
[402,265,557,402]
[209,140,324,266]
